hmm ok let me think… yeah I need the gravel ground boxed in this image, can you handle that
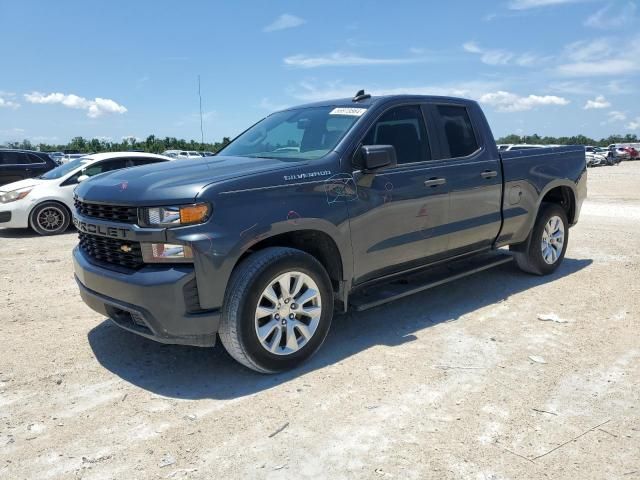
[1,162,639,480]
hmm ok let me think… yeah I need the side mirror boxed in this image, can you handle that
[360,145,397,171]
[77,175,90,183]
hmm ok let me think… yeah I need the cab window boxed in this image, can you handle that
[361,105,431,165]
[433,105,479,159]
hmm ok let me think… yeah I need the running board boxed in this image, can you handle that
[350,251,514,311]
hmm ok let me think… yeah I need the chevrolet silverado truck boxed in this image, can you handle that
[72,92,586,373]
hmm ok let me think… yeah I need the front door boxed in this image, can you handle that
[347,104,450,285]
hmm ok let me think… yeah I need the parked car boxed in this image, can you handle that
[162,150,202,159]
[201,151,215,157]
[0,152,173,235]
[623,146,639,160]
[61,153,89,164]
[613,147,631,161]
[585,146,608,167]
[0,149,58,187]
[46,152,65,165]
[500,144,546,151]
[72,92,587,373]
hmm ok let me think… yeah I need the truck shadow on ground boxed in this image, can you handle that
[88,257,592,400]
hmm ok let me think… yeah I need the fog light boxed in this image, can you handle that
[141,243,194,263]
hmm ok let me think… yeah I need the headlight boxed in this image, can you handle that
[141,203,210,227]
[141,243,194,263]
[0,187,33,204]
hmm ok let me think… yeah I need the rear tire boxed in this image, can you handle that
[219,247,334,373]
[30,201,71,236]
[511,203,568,276]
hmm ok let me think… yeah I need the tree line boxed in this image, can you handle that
[495,133,639,147]
[1,135,232,154]
[3,132,639,154]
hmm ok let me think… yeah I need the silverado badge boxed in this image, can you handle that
[120,244,133,253]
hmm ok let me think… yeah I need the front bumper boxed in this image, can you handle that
[0,200,30,228]
[73,246,220,347]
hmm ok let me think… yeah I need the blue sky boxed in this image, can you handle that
[1,0,639,144]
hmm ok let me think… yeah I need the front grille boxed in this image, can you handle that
[74,198,138,224]
[78,232,144,270]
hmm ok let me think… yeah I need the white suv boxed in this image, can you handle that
[162,150,203,159]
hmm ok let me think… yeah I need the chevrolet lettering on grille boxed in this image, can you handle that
[73,217,129,239]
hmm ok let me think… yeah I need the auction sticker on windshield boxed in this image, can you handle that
[329,108,367,116]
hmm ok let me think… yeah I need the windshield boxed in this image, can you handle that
[218,106,365,161]
[40,158,90,179]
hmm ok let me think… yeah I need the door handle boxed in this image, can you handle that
[424,177,446,187]
[481,170,498,179]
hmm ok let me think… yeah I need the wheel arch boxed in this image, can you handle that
[236,228,346,292]
[538,182,577,225]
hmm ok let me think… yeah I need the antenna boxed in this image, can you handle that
[198,75,204,146]
[352,89,371,102]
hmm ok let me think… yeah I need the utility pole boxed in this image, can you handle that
[198,75,204,146]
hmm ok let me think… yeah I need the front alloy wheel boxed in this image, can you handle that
[255,271,322,355]
[30,201,71,235]
[219,247,334,373]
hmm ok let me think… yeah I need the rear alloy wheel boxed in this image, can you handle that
[219,247,334,373]
[30,202,71,236]
[540,215,565,265]
[511,203,569,275]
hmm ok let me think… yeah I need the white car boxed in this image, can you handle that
[60,153,89,164]
[500,144,547,151]
[0,152,173,235]
[162,149,203,159]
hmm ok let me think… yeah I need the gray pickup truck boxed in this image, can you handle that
[72,92,587,373]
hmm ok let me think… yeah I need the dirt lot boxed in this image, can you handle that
[1,162,639,480]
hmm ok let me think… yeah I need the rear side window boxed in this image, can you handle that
[434,105,479,158]
[362,105,431,164]
[28,153,47,164]
[0,152,30,165]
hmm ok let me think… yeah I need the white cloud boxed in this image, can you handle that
[602,111,627,125]
[585,2,637,29]
[557,58,639,76]
[509,0,585,10]
[462,41,545,66]
[0,96,20,109]
[584,95,611,109]
[627,117,640,130]
[284,52,429,68]
[263,14,306,32]
[24,91,127,118]
[556,36,640,76]
[565,38,613,62]
[479,91,569,112]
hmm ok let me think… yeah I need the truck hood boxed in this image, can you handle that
[74,155,294,205]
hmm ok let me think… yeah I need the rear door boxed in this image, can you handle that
[426,103,503,253]
[347,104,450,284]
[0,152,30,186]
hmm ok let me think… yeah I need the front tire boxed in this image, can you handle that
[30,202,71,236]
[511,203,569,276]
[219,247,334,373]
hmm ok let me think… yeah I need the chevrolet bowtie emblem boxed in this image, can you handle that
[120,244,132,253]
